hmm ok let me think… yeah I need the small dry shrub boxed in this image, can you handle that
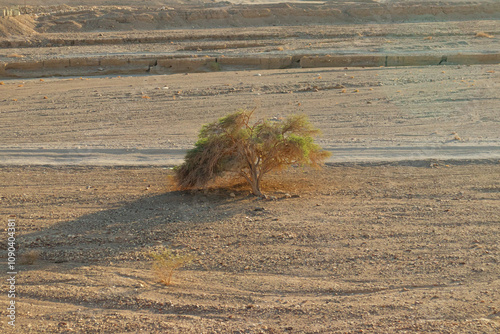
[149,248,195,286]
[475,32,494,38]
[19,250,40,265]
[6,54,25,58]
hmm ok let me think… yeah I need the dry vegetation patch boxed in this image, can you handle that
[475,31,494,38]
[149,248,195,286]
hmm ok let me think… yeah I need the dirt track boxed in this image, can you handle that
[1,0,499,166]
[1,64,499,164]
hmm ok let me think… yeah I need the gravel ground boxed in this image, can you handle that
[0,163,499,333]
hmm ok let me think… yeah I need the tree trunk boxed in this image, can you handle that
[249,167,264,197]
[250,181,263,197]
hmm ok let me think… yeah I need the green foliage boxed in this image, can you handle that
[149,248,195,286]
[174,109,331,196]
[208,61,221,71]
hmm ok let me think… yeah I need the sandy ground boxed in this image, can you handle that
[1,65,499,164]
[1,0,499,164]
[0,163,499,333]
[0,0,499,333]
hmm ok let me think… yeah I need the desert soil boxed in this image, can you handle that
[0,163,499,333]
[1,65,499,165]
[0,0,499,333]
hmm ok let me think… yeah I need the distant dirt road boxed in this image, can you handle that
[1,65,499,165]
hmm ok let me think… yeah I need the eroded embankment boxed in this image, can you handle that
[19,1,500,35]
[0,15,37,38]
[1,53,500,78]
[1,1,500,40]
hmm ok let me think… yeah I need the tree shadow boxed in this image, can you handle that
[17,167,322,272]
[18,188,251,271]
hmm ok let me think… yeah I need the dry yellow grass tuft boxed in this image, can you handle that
[7,54,24,58]
[475,32,493,38]
[451,132,462,141]
[149,248,195,286]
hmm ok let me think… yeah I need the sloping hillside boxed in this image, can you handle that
[0,15,36,38]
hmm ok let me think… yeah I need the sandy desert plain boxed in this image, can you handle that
[0,0,500,333]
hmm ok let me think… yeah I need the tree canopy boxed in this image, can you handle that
[174,109,330,196]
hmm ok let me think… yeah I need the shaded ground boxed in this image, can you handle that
[0,163,499,333]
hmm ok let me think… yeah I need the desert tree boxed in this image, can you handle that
[174,109,330,197]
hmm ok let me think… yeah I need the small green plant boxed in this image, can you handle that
[174,109,330,196]
[208,61,221,71]
[149,248,195,286]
